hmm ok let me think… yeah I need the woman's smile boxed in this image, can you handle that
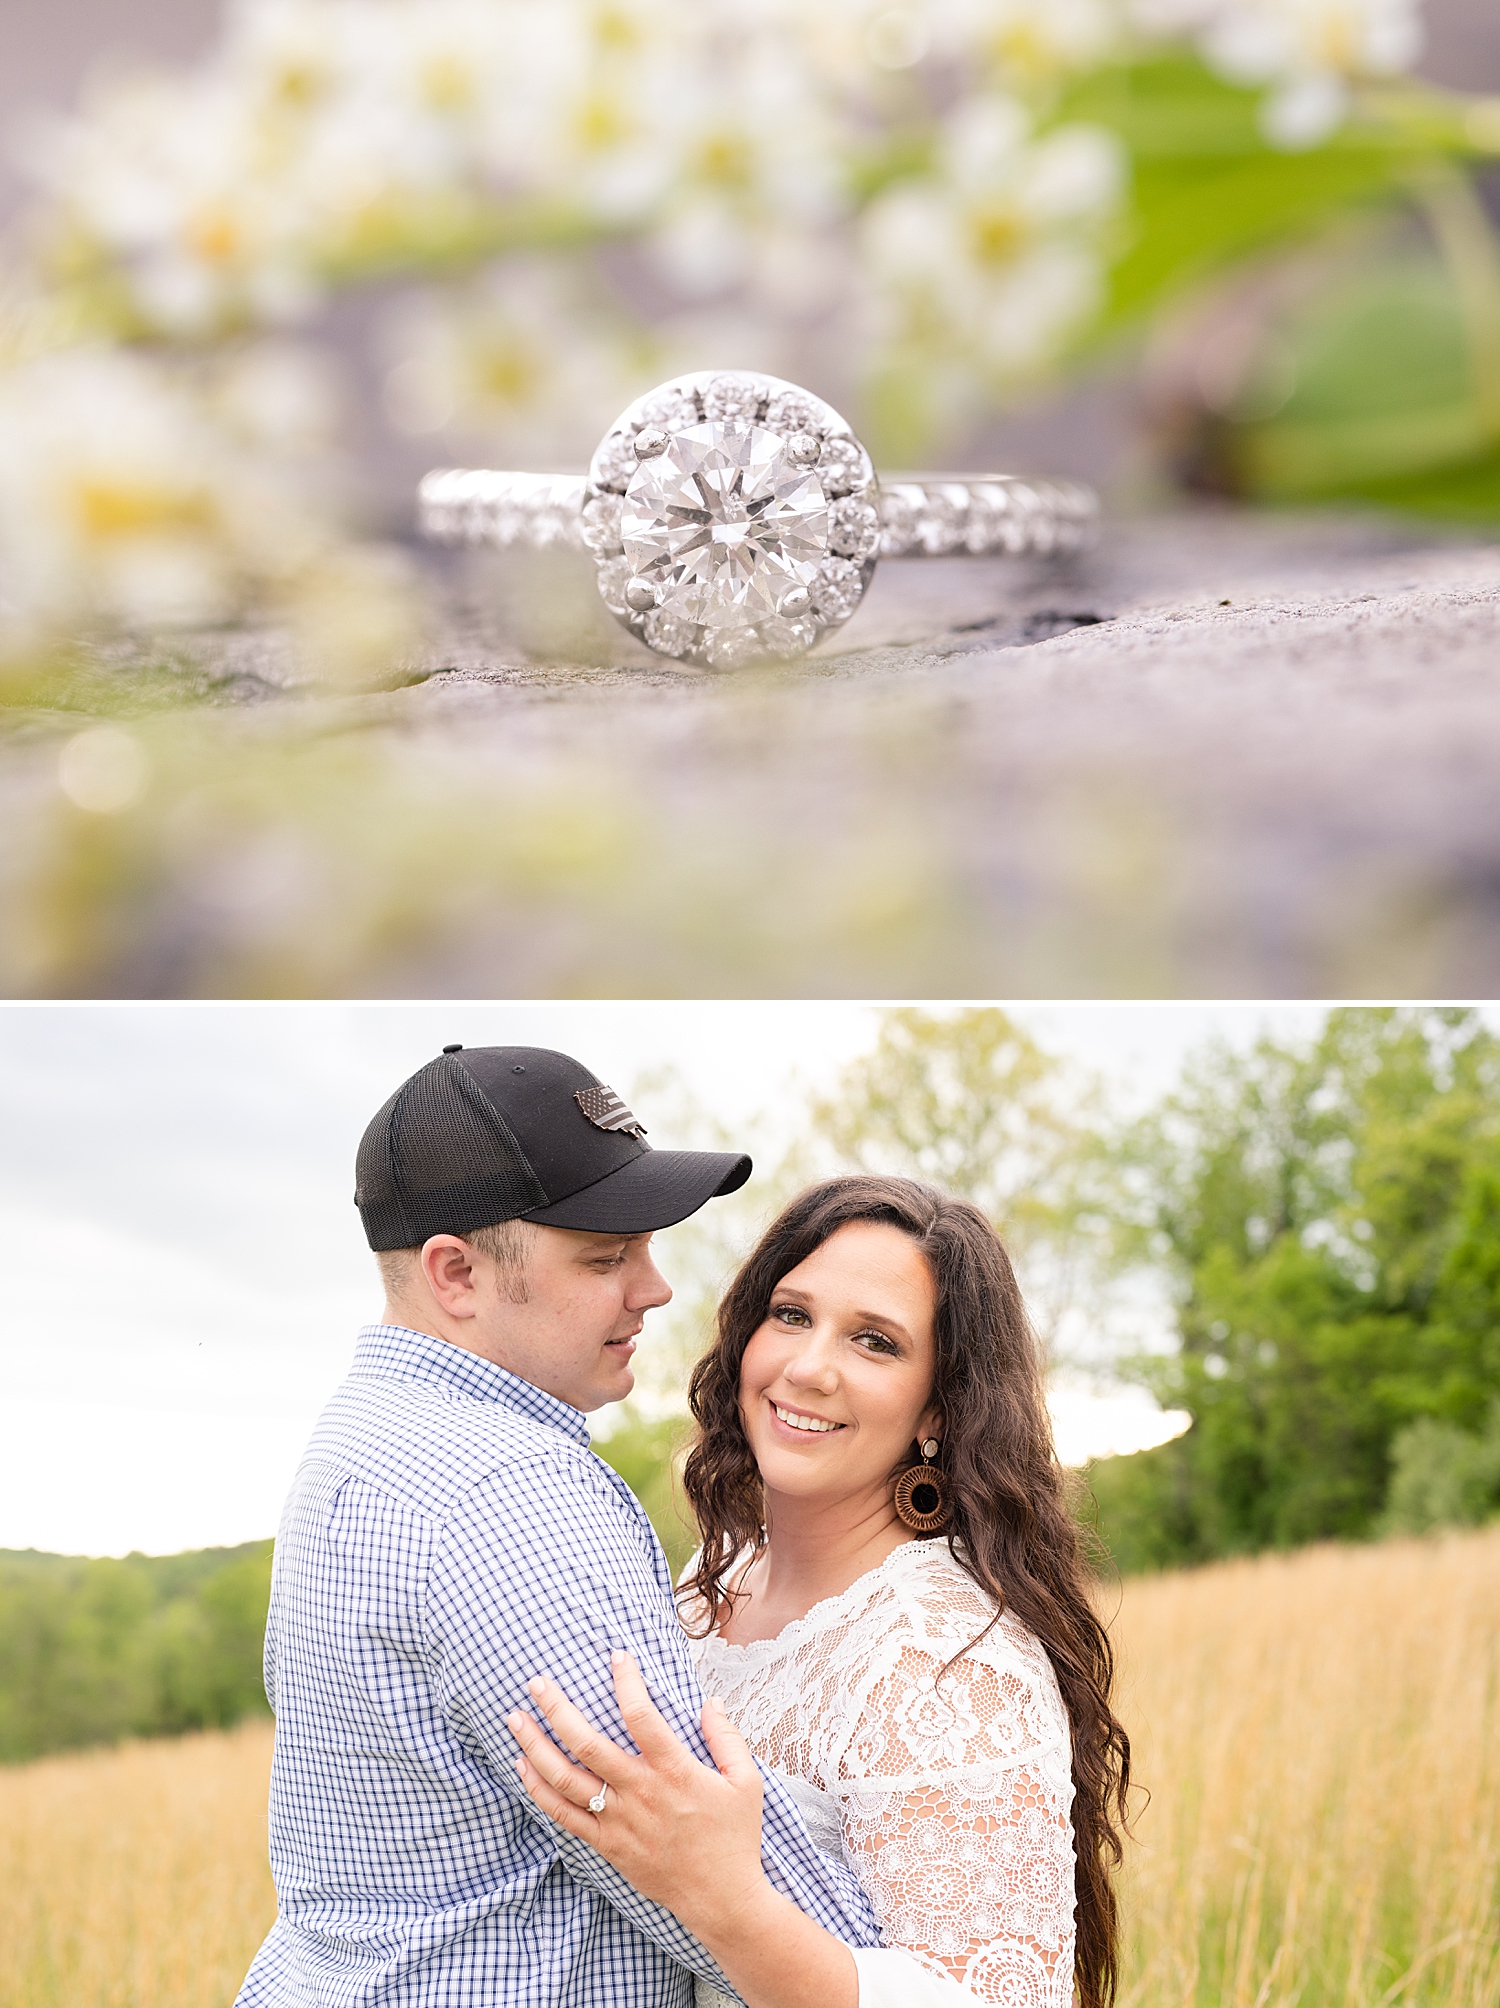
[767,1398,847,1437]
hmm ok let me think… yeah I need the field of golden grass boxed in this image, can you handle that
[0,1523,1495,2008]
[1111,1522,1500,2008]
[0,1717,275,2008]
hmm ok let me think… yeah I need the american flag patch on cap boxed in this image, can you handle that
[575,1085,647,1140]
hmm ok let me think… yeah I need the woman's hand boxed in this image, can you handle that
[506,1651,768,1942]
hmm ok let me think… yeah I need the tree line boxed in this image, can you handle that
[0,1541,272,1763]
[4,1006,1496,1762]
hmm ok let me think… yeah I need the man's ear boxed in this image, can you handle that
[419,1235,481,1320]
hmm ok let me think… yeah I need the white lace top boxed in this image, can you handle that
[684,1540,1077,2008]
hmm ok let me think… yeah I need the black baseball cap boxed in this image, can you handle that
[355,1045,751,1250]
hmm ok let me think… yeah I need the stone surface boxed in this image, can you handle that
[4,506,1499,997]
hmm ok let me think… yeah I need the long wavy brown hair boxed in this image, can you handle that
[680,1174,1131,2008]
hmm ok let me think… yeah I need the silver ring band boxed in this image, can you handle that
[418,468,1097,561]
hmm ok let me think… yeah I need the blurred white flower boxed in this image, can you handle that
[0,345,325,635]
[645,28,850,303]
[27,68,323,335]
[1130,0,1425,146]
[26,0,630,335]
[944,0,1123,87]
[206,340,347,458]
[861,96,1125,378]
[376,259,646,462]
[791,0,1121,93]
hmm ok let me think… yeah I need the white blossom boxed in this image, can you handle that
[1130,0,1425,147]
[375,259,647,462]
[861,96,1125,378]
[0,345,326,635]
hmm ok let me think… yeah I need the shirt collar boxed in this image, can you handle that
[350,1322,592,1447]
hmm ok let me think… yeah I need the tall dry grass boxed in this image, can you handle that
[1110,1522,1500,2008]
[0,1717,275,2008]
[0,1527,1495,2008]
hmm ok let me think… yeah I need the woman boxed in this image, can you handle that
[509,1176,1131,2008]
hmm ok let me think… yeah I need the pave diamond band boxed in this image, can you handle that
[417,369,1097,669]
[418,470,1097,561]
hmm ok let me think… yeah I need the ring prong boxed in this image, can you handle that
[787,432,821,466]
[777,585,811,618]
[634,428,669,459]
[625,575,658,613]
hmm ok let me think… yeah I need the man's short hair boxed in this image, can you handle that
[376,1218,539,1306]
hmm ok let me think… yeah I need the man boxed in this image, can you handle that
[236,1043,879,2008]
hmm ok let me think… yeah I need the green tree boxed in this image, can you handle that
[809,1007,1132,1361]
[1095,1008,1500,1569]
[1377,1403,1500,1537]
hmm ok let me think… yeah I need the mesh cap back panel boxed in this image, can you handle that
[356,1057,548,1249]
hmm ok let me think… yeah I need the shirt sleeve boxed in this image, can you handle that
[833,1641,1077,2008]
[424,1444,882,1984]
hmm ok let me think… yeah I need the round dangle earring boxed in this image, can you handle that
[893,1437,948,1533]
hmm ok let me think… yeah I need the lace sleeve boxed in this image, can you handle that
[834,1637,1077,2008]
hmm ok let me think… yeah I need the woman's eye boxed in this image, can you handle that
[771,1303,810,1326]
[856,1330,899,1355]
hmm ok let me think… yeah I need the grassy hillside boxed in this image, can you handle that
[2,1524,1495,2008]
[0,1543,273,1762]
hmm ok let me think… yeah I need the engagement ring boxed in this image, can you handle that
[588,1786,609,1813]
[418,370,1097,670]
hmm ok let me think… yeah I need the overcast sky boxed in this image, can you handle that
[0,999,1357,1555]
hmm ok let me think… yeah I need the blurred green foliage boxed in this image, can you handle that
[1061,57,1500,520]
[1378,1399,1500,1535]
[0,1541,273,1764]
[1087,1007,1500,1573]
[593,1409,699,1579]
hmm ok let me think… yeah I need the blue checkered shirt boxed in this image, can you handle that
[237,1324,880,2007]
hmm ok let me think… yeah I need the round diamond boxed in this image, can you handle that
[829,496,879,560]
[811,557,863,622]
[817,435,871,497]
[638,386,700,430]
[580,492,624,555]
[765,388,824,437]
[757,615,820,657]
[622,421,830,634]
[642,608,699,657]
[702,374,768,423]
[595,433,639,491]
[596,556,632,616]
[705,626,767,670]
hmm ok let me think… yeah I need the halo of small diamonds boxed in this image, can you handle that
[584,370,879,669]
